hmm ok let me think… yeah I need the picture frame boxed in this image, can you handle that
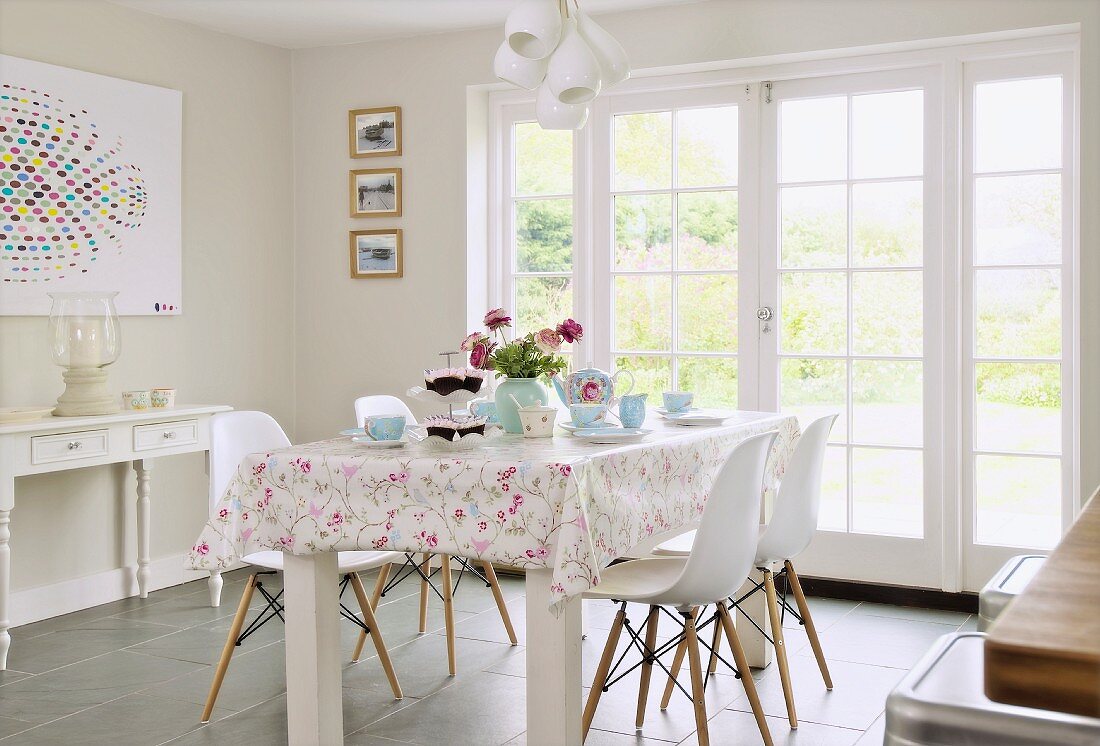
[350,229,403,279]
[349,168,402,218]
[348,106,402,158]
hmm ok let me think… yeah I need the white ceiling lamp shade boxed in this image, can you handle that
[546,19,602,105]
[504,0,562,60]
[535,81,590,130]
[494,41,548,90]
[574,9,630,88]
[495,0,630,130]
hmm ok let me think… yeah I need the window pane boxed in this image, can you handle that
[515,276,572,338]
[781,185,846,268]
[976,362,1061,454]
[975,77,1061,173]
[852,271,922,356]
[678,275,736,353]
[852,448,922,537]
[819,446,848,531]
[780,96,847,183]
[853,360,922,447]
[780,272,847,355]
[975,269,1061,358]
[852,90,923,178]
[614,112,671,191]
[678,190,738,270]
[615,355,671,403]
[615,275,672,350]
[975,174,1061,265]
[975,455,1060,549]
[780,357,847,442]
[853,181,922,267]
[516,199,572,272]
[515,122,572,196]
[678,357,738,408]
[677,106,738,187]
[615,194,671,271]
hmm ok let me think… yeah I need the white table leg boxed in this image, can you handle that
[0,476,12,670]
[133,459,153,598]
[284,553,342,746]
[736,570,774,669]
[526,568,582,746]
[208,570,223,607]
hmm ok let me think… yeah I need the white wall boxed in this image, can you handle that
[0,0,295,593]
[290,0,1100,508]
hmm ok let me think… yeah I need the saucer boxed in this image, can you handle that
[350,436,406,448]
[655,407,702,417]
[573,428,652,444]
[560,421,613,433]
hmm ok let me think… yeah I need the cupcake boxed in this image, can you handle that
[423,415,460,441]
[463,368,487,393]
[455,415,487,438]
[425,368,467,396]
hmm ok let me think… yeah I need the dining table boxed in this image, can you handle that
[188,409,800,745]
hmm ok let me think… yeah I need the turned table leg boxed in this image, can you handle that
[133,459,153,598]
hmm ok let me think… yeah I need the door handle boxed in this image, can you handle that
[757,306,773,334]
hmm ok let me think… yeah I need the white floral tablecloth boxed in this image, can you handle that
[188,411,799,612]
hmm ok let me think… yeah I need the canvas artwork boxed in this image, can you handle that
[0,55,182,315]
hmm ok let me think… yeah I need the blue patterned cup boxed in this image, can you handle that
[617,393,648,428]
[569,403,607,428]
[364,415,406,441]
[470,400,499,424]
[662,391,694,413]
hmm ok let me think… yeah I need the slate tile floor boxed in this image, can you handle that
[0,567,975,745]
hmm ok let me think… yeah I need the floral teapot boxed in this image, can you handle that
[553,364,635,408]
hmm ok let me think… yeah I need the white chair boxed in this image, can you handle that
[653,414,838,729]
[582,431,779,745]
[201,411,404,722]
[349,395,519,674]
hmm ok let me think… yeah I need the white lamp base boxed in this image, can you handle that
[53,367,119,417]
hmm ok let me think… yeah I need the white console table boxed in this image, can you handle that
[0,404,231,670]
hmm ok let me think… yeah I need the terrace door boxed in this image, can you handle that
[757,68,944,587]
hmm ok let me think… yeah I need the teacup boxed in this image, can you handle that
[363,414,406,441]
[569,402,608,428]
[122,390,150,410]
[518,406,556,438]
[151,387,176,408]
[617,393,648,428]
[470,400,499,424]
[662,391,694,413]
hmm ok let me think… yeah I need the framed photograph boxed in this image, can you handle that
[348,106,401,157]
[349,168,402,218]
[350,229,403,279]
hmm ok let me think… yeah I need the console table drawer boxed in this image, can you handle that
[133,420,199,451]
[31,430,110,464]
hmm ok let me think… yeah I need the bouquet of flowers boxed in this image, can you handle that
[461,308,583,380]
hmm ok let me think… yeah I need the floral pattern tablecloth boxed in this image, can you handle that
[188,411,800,612]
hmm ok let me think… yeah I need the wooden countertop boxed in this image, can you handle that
[984,486,1100,717]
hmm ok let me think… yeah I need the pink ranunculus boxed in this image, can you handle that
[534,328,563,354]
[469,341,491,369]
[483,307,512,331]
[556,318,583,343]
[460,332,484,352]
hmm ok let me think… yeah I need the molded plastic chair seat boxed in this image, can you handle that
[584,558,694,603]
[978,554,1046,632]
[652,525,768,560]
[884,631,1100,745]
[242,550,404,574]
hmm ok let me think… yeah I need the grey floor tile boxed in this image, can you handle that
[0,669,31,687]
[508,727,675,745]
[855,713,886,744]
[6,617,176,674]
[127,614,282,666]
[806,614,958,670]
[727,655,902,731]
[850,602,972,627]
[436,596,525,646]
[359,671,526,745]
[346,733,417,746]
[779,597,859,632]
[163,695,290,746]
[141,641,286,712]
[366,590,478,649]
[957,614,980,632]
[698,709,863,745]
[0,714,35,740]
[110,595,242,630]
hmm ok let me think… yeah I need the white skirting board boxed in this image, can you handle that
[9,555,237,628]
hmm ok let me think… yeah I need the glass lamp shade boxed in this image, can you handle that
[49,292,121,368]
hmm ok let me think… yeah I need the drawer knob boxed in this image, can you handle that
[162,431,176,440]
[67,441,82,450]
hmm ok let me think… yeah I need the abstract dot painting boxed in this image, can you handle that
[0,83,149,284]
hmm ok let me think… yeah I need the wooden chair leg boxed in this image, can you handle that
[707,615,722,674]
[765,570,797,728]
[785,560,833,690]
[635,606,660,728]
[440,554,456,676]
[349,572,403,699]
[583,606,625,741]
[201,573,257,723]
[718,602,774,746]
[481,560,518,645]
[684,613,710,746]
[353,562,393,663]
[660,607,696,710]
[419,553,432,634]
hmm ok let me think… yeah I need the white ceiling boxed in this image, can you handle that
[108,0,700,50]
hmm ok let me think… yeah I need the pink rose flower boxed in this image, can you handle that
[556,318,583,343]
[460,332,485,352]
[469,341,491,369]
[581,381,601,401]
[483,308,512,331]
[534,328,563,353]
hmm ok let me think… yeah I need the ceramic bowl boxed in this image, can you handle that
[519,408,556,437]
